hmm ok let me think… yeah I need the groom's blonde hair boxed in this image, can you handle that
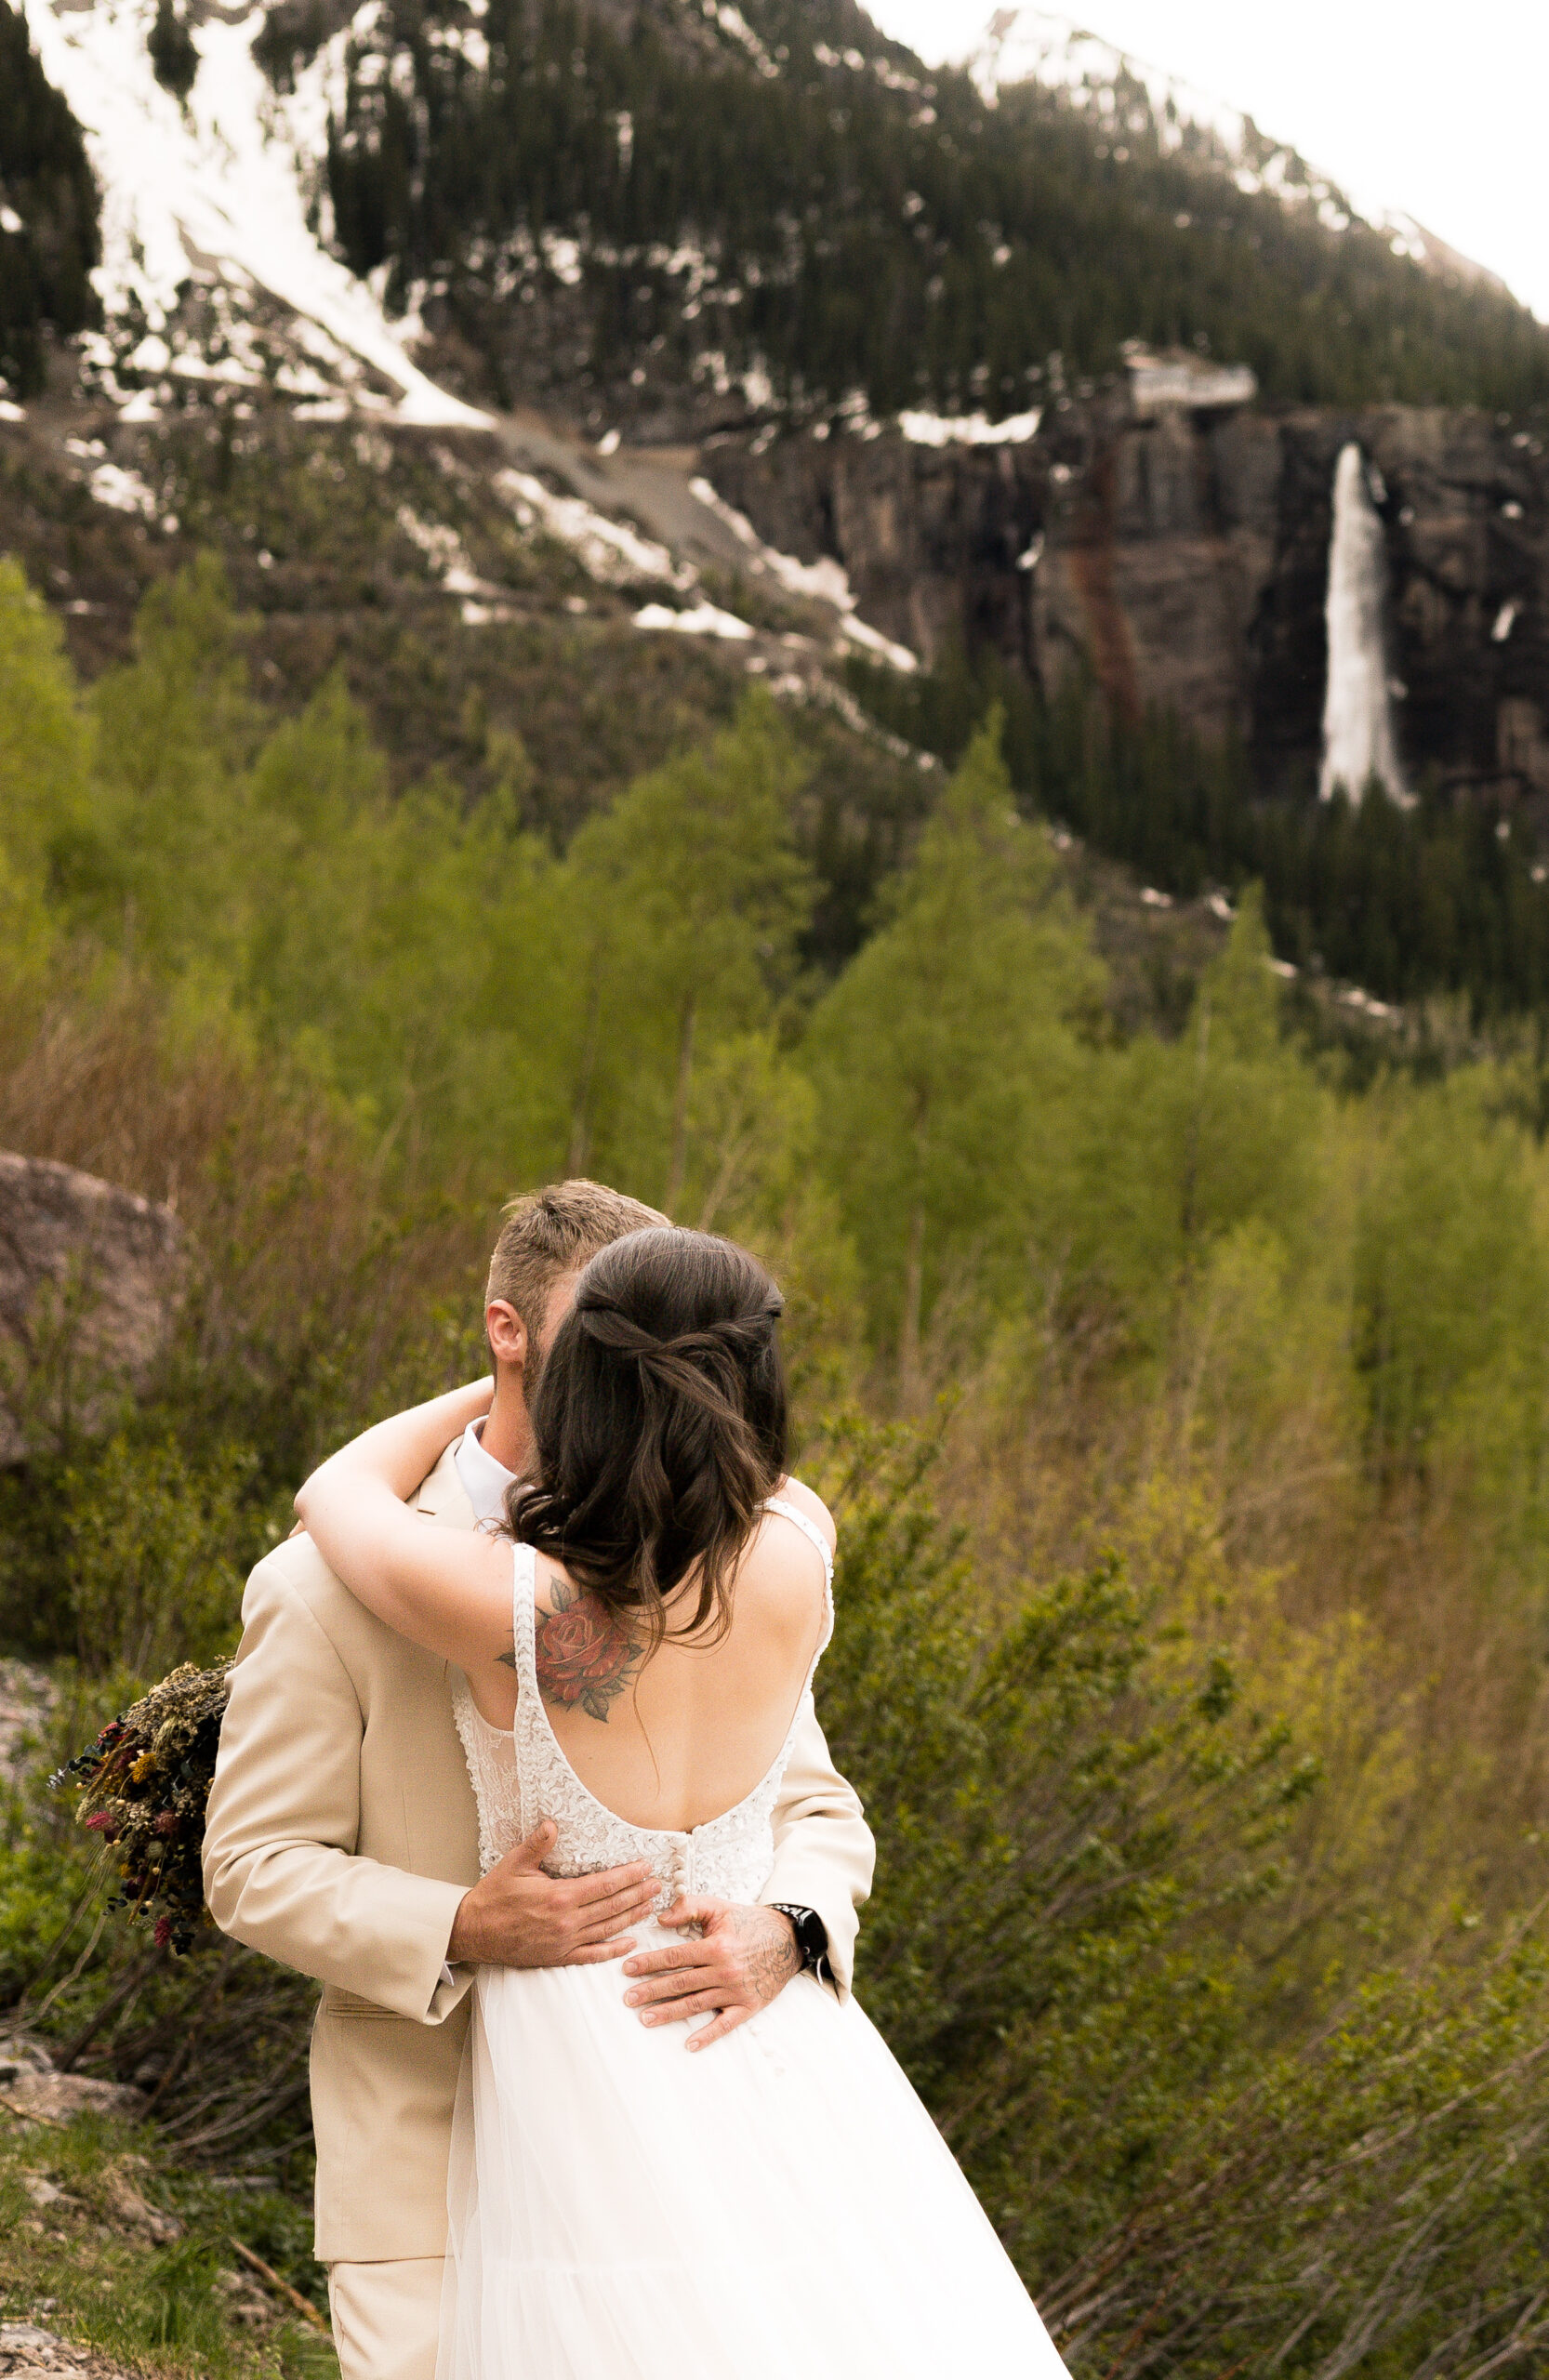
[485,1180,669,1356]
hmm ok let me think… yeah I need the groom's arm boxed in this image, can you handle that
[761,1699,873,2000]
[203,1549,472,2024]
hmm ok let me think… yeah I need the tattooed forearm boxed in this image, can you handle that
[536,1572,643,1721]
[728,1905,801,2003]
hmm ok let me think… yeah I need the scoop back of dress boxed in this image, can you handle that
[454,1498,834,1914]
[438,1502,1069,2380]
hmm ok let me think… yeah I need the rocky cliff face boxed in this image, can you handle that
[0,1152,182,1462]
[705,399,1549,810]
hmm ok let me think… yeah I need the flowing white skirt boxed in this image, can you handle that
[435,1924,1068,2379]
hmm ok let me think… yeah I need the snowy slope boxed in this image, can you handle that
[20,0,488,425]
[12,0,924,670]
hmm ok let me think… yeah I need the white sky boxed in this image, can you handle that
[866,2,1549,323]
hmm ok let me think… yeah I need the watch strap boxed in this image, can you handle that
[770,1902,829,1978]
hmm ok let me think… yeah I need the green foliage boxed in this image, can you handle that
[313,0,1549,419]
[0,553,91,858]
[9,550,1549,2371]
[555,689,814,1208]
[811,720,1101,1372]
[0,0,100,397]
[0,2111,334,2372]
[814,1427,1549,2370]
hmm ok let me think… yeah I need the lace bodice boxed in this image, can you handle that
[451,1500,835,1915]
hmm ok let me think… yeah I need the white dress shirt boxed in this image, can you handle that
[444,1419,520,1978]
[454,1417,518,1527]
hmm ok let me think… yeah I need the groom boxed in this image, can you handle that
[202,1180,874,2380]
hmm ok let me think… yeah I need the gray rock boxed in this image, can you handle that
[0,2325,88,2373]
[0,1151,182,1463]
[0,2034,148,2126]
[0,1661,57,1783]
[0,2070,148,2124]
[0,2324,134,2376]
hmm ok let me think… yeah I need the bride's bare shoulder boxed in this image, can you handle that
[729,1482,833,1655]
[769,1475,837,1554]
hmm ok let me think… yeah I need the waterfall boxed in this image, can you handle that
[1318,443,1410,805]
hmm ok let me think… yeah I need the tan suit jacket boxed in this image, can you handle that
[202,1441,875,2262]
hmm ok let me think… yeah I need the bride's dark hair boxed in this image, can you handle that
[507,1226,788,1647]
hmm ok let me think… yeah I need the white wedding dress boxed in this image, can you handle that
[442,1504,1069,2379]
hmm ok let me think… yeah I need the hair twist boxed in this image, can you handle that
[510,1228,788,1651]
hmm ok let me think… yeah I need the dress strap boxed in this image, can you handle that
[761,1496,835,1592]
[510,1540,539,1699]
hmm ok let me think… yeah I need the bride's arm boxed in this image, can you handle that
[294,1381,514,1671]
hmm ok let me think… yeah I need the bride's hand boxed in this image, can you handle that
[621,1898,801,2049]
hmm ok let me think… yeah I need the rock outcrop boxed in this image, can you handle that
[0,2036,147,2126]
[705,398,1549,812]
[0,1154,182,1463]
[0,2323,134,2377]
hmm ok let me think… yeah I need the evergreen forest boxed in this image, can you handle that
[7,554,1549,2374]
[311,0,1549,417]
[10,0,1549,420]
[0,0,99,397]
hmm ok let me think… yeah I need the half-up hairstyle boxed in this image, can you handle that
[508,1227,788,1650]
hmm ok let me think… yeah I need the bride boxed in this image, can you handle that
[297,1224,1069,2379]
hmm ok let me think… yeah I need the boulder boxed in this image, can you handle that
[0,2325,134,2376]
[0,1152,182,1463]
[0,2035,148,2125]
[0,1660,56,1782]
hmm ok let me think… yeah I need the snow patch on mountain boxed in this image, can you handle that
[497,469,697,592]
[20,0,488,427]
[898,407,1041,447]
[688,477,917,670]
[633,599,755,641]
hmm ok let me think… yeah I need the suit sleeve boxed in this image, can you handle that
[203,1554,470,2025]
[761,1697,874,2002]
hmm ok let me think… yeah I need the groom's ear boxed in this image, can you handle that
[486,1299,528,1375]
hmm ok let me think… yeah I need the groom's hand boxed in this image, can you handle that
[622,1898,801,2049]
[446,1820,660,1968]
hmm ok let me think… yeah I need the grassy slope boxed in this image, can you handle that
[0,2103,337,2377]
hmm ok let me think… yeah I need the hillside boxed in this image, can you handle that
[3,0,1549,1036]
[7,0,1549,435]
[0,0,98,396]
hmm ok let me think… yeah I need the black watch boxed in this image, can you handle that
[770,1903,828,1978]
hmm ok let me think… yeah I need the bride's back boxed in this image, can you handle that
[503,1226,827,1834]
[532,1480,832,1833]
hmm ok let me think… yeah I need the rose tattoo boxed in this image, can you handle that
[533,1575,643,1721]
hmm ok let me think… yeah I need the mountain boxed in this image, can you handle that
[8,0,1549,438]
[4,0,1549,1026]
[964,9,1513,301]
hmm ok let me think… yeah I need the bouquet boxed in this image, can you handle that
[56,1661,232,1953]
